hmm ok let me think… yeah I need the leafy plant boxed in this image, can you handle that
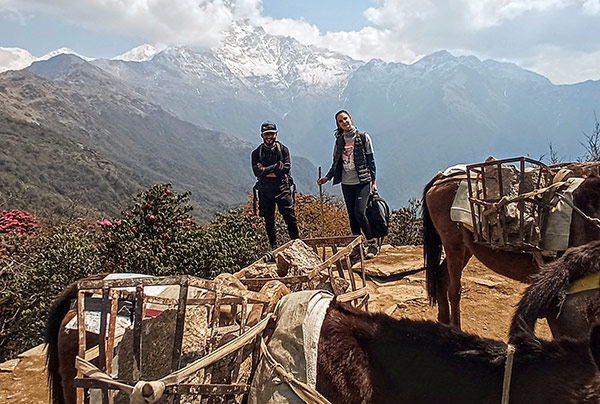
[386,198,424,246]
[98,183,205,276]
[0,225,101,361]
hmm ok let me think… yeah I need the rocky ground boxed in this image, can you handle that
[0,245,550,403]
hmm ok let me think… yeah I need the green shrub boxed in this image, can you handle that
[0,225,101,361]
[194,207,268,278]
[98,183,206,276]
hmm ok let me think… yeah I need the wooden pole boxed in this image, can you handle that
[319,167,324,237]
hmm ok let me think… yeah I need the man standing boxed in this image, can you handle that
[252,121,299,250]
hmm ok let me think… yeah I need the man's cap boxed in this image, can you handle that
[261,121,277,134]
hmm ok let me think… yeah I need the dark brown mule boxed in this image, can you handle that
[45,274,107,404]
[423,173,600,328]
[317,299,600,404]
[510,240,600,343]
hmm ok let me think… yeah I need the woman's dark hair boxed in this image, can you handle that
[334,110,351,137]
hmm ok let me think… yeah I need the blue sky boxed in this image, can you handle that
[262,0,373,33]
[1,0,600,84]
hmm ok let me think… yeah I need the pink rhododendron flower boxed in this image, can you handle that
[186,218,193,223]
[149,215,155,220]
[162,233,169,238]
[161,248,166,253]
[176,220,183,224]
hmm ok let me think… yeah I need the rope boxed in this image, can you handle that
[501,344,516,404]
[555,192,600,230]
[259,338,333,404]
[75,314,273,403]
[477,181,567,217]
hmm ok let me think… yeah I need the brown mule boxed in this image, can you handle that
[422,172,600,328]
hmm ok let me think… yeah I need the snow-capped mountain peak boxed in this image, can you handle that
[39,48,93,62]
[213,21,363,89]
[113,44,163,62]
[0,47,36,73]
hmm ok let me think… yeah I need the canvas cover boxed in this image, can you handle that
[248,290,333,404]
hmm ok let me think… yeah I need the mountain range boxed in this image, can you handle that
[1,21,599,218]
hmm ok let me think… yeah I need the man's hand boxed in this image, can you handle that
[257,162,263,168]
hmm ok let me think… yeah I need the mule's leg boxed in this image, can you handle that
[57,323,79,404]
[435,259,450,323]
[446,251,472,328]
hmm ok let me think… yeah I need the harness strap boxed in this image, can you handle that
[501,344,516,404]
[567,272,600,295]
[556,192,600,230]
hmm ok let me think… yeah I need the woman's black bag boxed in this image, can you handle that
[366,192,390,239]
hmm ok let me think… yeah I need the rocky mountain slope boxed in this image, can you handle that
[2,21,599,209]
[0,56,317,219]
[91,23,600,206]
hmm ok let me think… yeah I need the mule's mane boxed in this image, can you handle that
[510,241,600,342]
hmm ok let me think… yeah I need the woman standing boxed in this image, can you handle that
[317,110,379,259]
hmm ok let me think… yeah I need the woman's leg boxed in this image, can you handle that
[341,184,362,236]
[353,182,373,240]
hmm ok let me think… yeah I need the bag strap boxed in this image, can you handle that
[258,142,283,163]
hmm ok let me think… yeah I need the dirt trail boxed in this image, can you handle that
[0,245,550,403]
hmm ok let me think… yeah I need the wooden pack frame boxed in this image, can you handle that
[239,236,369,310]
[72,275,272,404]
[466,157,555,251]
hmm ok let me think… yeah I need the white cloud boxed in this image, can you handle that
[464,0,571,29]
[260,17,322,45]
[1,0,599,83]
[524,46,600,84]
[0,0,263,48]
[583,0,600,14]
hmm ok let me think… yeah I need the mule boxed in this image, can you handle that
[316,299,600,404]
[510,240,600,343]
[45,274,288,404]
[423,172,600,327]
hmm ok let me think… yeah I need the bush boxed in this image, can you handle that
[193,205,268,278]
[98,184,206,276]
[98,185,268,278]
[386,198,424,246]
[0,209,39,235]
[0,225,101,361]
[256,191,423,246]
[295,193,350,238]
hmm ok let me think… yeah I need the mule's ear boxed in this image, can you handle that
[589,324,600,370]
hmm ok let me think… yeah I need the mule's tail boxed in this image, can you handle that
[423,175,443,306]
[45,282,78,404]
